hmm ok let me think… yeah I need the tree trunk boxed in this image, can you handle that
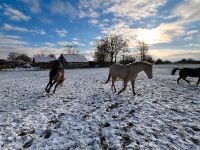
[114,55,117,63]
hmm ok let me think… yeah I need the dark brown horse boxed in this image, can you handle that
[171,67,200,85]
[45,60,64,93]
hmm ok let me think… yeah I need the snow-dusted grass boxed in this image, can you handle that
[0,65,200,149]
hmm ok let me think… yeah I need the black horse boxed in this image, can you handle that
[45,60,64,93]
[171,67,200,85]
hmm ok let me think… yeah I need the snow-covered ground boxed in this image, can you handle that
[0,64,200,150]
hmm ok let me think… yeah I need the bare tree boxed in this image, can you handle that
[7,52,19,62]
[94,35,129,64]
[120,55,135,64]
[64,44,79,54]
[137,41,149,61]
[145,55,154,63]
[48,54,56,58]
[111,35,129,63]
[16,54,32,63]
[94,39,109,65]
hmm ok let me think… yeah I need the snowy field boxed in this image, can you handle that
[0,64,200,150]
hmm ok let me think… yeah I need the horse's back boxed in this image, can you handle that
[180,68,200,77]
[110,63,128,74]
[49,67,64,78]
[109,63,133,80]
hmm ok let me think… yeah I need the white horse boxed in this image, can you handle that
[104,61,153,95]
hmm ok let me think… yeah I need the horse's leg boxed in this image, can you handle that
[53,77,65,93]
[111,76,117,93]
[131,80,136,95]
[53,82,59,93]
[183,76,190,85]
[45,79,52,92]
[177,76,182,84]
[47,80,56,93]
[118,80,128,95]
[45,80,50,92]
[197,77,200,85]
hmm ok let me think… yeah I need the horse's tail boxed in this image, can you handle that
[171,68,180,75]
[104,73,111,84]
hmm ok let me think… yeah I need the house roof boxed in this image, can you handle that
[33,56,57,63]
[61,54,89,63]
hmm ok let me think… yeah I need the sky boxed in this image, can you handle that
[0,0,200,61]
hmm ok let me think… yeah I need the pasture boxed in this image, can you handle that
[0,65,200,149]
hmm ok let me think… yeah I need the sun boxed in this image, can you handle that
[137,28,160,44]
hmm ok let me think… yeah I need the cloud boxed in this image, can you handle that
[32,29,46,35]
[184,30,199,41]
[101,21,185,46]
[3,5,31,21]
[0,33,28,46]
[20,0,41,13]
[105,0,166,21]
[50,1,78,18]
[1,23,29,32]
[0,33,29,58]
[79,9,99,18]
[57,41,85,47]
[40,18,52,24]
[44,42,55,47]
[79,0,104,9]
[55,29,68,37]
[88,19,98,25]
[1,23,46,35]
[186,30,199,35]
[79,0,166,21]
[73,38,79,41]
[149,49,200,61]
[172,0,200,25]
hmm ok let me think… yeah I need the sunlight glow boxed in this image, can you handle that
[137,28,160,44]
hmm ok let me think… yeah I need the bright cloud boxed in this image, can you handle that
[50,1,78,18]
[149,49,200,61]
[1,23,46,35]
[79,9,99,18]
[44,42,56,47]
[88,19,99,25]
[105,0,166,21]
[0,33,28,46]
[172,0,200,25]
[55,29,68,37]
[57,41,85,47]
[1,23,29,32]
[102,21,184,46]
[3,5,31,21]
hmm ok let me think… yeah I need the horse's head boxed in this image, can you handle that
[53,60,63,68]
[144,63,153,79]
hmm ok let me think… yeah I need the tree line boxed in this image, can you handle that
[93,34,153,66]
[5,34,200,66]
[6,44,79,66]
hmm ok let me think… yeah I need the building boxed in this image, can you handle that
[32,56,57,68]
[0,59,15,69]
[59,54,89,68]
